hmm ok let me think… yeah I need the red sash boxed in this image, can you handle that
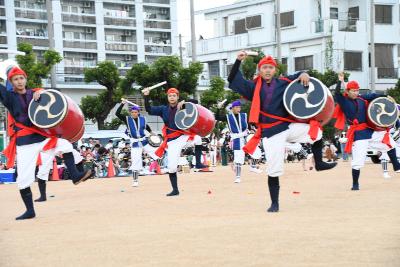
[155,126,195,158]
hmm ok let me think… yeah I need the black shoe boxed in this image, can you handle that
[267,203,279,212]
[15,210,36,220]
[166,190,180,197]
[351,184,360,191]
[315,161,337,171]
[73,170,94,185]
[34,196,47,202]
[195,163,208,169]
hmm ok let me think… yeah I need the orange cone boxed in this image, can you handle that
[51,159,60,181]
[107,158,116,178]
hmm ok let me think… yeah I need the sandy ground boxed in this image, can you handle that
[1,161,400,267]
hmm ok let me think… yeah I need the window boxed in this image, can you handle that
[294,55,313,71]
[208,61,220,78]
[348,6,359,20]
[223,17,228,36]
[281,57,287,65]
[234,19,247,34]
[330,7,338,19]
[375,5,392,24]
[280,11,294,28]
[344,51,362,71]
[246,15,262,29]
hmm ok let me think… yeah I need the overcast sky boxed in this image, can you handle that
[176,0,235,46]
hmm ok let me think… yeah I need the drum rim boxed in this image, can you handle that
[69,125,85,143]
[28,89,68,129]
[283,77,328,120]
[148,134,162,146]
[175,102,199,130]
[367,97,399,128]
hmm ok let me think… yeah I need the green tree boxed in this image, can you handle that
[122,56,203,104]
[80,61,125,130]
[200,76,226,113]
[15,42,62,88]
[386,78,400,103]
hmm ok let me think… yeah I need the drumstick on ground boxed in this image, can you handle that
[141,81,167,93]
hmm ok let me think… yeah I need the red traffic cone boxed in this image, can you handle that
[107,158,116,178]
[51,159,60,181]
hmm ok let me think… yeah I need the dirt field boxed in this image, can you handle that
[1,161,400,267]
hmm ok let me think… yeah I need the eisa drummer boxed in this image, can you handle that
[228,51,337,213]
[0,67,94,220]
[333,73,400,190]
[143,87,206,196]
[116,99,157,187]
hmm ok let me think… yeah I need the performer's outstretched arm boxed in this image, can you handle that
[144,95,163,116]
[214,108,227,122]
[227,59,255,100]
[360,93,385,101]
[0,83,12,109]
[145,124,152,133]
[115,103,127,125]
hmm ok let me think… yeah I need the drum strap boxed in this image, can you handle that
[243,111,320,155]
[155,126,194,158]
[3,113,58,169]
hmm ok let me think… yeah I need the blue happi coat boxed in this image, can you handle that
[227,112,247,150]
[127,115,148,147]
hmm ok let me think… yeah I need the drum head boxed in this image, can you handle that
[175,102,199,130]
[283,77,327,120]
[368,97,398,128]
[148,134,162,147]
[28,89,68,129]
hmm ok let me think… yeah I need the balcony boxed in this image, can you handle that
[378,68,398,79]
[143,0,170,4]
[108,60,135,68]
[188,33,249,56]
[145,45,171,54]
[144,21,171,29]
[15,9,47,20]
[17,36,49,47]
[14,0,45,10]
[63,40,97,50]
[105,42,137,52]
[104,17,136,27]
[104,9,135,19]
[62,14,96,25]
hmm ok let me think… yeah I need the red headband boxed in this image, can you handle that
[258,56,277,69]
[346,81,360,90]
[167,88,179,95]
[7,67,27,81]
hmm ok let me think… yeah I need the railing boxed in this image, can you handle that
[15,9,47,20]
[63,40,97,49]
[144,20,171,29]
[62,14,96,24]
[17,37,49,47]
[145,45,171,54]
[108,60,135,68]
[143,0,170,4]
[103,9,135,18]
[188,33,248,56]
[104,17,136,27]
[338,19,357,32]
[105,43,137,52]
[378,68,398,79]
[63,59,97,68]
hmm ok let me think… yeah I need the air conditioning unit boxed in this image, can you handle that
[85,28,93,34]
[125,55,133,61]
[123,5,130,12]
[85,53,95,59]
[123,30,132,36]
[83,2,92,8]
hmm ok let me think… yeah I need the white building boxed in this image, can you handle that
[0,0,178,102]
[189,0,400,91]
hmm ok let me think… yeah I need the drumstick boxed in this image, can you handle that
[141,81,167,93]
[217,99,227,109]
[121,98,139,107]
[245,51,258,56]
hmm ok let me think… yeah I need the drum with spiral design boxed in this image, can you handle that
[28,89,85,143]
[283,77,334,126]
[148,134,163,147]
[174,102,216,137]
[367,97,399,131]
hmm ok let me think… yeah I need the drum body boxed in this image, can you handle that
[148,134,163,147]
[283,77,334,126]
[367,97,399,131]
[28,89,85,143]
[174,102,216,137]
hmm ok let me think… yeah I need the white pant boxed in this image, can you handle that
[210,150,217,165]
[285,142,303,153]
[130,144,158,171]
[16,138,73,189]
[166,135,202,173]
[262,123,322,176]
[352,131,395,170]
[37,149,83,182]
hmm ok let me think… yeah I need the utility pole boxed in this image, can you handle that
[46,0,57,89]
[276,0,281,61]
[190,0,196,62]
[179,33,183,65]
[370,0,375,92]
